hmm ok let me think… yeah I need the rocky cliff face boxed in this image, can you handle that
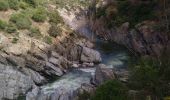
[87,0,168,57]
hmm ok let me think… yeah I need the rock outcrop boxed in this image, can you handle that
[94,64,115,85]
[0,64,34,100]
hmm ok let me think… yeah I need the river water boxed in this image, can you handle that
[35,11,129,99]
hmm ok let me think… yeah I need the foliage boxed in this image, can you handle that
[23,0,37,7]
[10,13,32,29]
[0,20,7,30]
[32,7,47,22]
[43,36,52,44]
[91,80,129,100]
[6,23,17,33]
[19,1,29,9]
[29,27,42,38]
[78,91,91,100]
[94,0,158,27]
[48,23,62,37]
[0,0,9,11]
[8,0,19,10]
[48,11,64,24]
[12,37,18,44]
[129,54,170,99]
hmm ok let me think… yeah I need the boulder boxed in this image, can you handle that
[81,47,102,63]
[95,64,115,85]
[45,62,63,76]
[22,68,46,85]
[0,64,34,100]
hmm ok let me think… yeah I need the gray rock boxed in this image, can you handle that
[26,85,40,100]
[46,62,63,76]
[81,47,102,63]
[95,64,115,85]
[0,64,34,100]
[48,57,60,66]
[22,68,46,84]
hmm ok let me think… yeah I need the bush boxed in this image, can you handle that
[32,7,47,22]
[10,13,32,29]
[29,27,42,38]
[23,0,37,7]
[49,11,64,24]
[0,20,7,30]
[43,36,52,44]
[12,37,18,44]
[91,80,129,100]
[48,23,62,37]
[6,24,17,33]
[8,0,19,10]
[0,1,9,11]
[19,1,29,9]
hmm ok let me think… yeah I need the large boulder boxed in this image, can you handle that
[81,47,102,63]
[0,64,34,100]
[95,64,115,85]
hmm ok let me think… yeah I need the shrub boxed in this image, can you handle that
[49,11,64,24]
[32,7,47,22]
[29,27,42,38]
[6,24,17,33]
[0,0,9,11]
[8,0,19,10]
[12,37,18,44]
[23,0,37,7]
[19,1,29,9]
[43,36,52,44]
[0,20,7,30]
[48,23,62,37]
[10,13,32,29]
[91,80,129,100]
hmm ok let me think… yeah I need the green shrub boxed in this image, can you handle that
[6,24,17,33]
[48,23,62,37]
[12,37,18,44]
[19,1,29,9]
[23,0,37,7]
[49,11,64,24]
[10,13,32,29]
[29,27,42,38]
[32,7,47,22]
[91,80,129,100]
[0,20,7,30]
[43,36,52,44]
[8,0,19,10]
[0,0,9,11]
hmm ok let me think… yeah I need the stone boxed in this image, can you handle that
[6,55,25,67]
[0,64,34,100]
[22,68,46,85]
[95,64,115,85]
[81,47,102,63]
[49,57,60,66]
[46,62,63,76]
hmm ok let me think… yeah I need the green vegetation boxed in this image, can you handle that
[10,13,32,29]
[12,37,18,43]
[6,24,17,33]
[19,1,29,9]
[48,24,62,37]
[91,80,129,100]
[95,0,157,27]
[43,36,52,44]
[29,27,42,38]
[0,0,9,11]
[0,20,7,30]
[48,11,64,24]
[129,54,170,99]
[32,7,47,22]
[8,0,19,10]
